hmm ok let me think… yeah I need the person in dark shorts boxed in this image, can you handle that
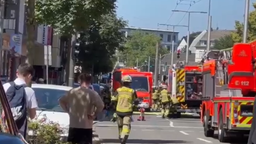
[59,73,104,144]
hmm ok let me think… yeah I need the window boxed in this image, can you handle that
[200,40,207,46]
[113,71,121,82]
[33,88,69,112]
[130,76,149,92]
[173,35,176,42]
[160,34,163,40]
[167,35,171,42]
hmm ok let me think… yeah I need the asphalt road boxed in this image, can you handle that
[95,114,248,144]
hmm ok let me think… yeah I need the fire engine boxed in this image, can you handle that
[112,66,153,110]
[170,63,203,117]
[201,42,255,142]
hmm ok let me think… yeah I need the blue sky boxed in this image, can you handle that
[116,0,256,39]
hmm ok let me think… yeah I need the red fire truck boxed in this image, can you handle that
[112,68,153,110]
[170,64,202,117]
[201,43,255,142]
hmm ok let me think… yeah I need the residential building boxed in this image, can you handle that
[193,30,233,62]
[121,27,179,51]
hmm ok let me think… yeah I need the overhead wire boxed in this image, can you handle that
[176,5,191,25]
[176,0,202,25]
[165,0,182,23]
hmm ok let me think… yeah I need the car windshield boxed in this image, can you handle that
[130,76,149,92]
[33,88,68,112]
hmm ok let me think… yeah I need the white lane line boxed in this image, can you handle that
[197,138,212,143]
[179,131,189,135]
[169,121,174,127]
[168,120,201,129]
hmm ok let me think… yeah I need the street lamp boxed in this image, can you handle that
[172,10,207,63]
[243,0,250,43]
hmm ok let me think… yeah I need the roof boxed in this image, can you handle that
[200,30,234,41]
[31,84,72,91]
[123,27,178,33]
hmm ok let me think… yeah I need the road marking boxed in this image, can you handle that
[168,120,201,129]
[179,131,189,135]
[197,138,212,143]
[169,121,174,127]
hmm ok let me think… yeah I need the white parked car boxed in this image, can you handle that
[32,84,72,136]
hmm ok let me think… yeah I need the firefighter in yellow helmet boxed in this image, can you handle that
[160,84,170,118]
[151,87,160,111]
[112,75,138,144]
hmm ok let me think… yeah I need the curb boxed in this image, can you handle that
[93,130,102,144]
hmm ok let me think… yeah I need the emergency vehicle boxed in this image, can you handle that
[170,64,203,117]
[201,43,255,142]
[112,67,153,110]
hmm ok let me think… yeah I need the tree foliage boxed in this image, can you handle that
[214,34,234,50]
[121,32,169,67]
[35,0,116,35]
[28,119,68,144]
[232,3,256,43]
[77,13,127,74]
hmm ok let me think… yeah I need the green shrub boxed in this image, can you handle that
[27,118,69,144]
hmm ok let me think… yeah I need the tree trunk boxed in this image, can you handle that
[26,0,36,65]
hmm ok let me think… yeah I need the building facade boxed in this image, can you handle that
[121,27,179,51]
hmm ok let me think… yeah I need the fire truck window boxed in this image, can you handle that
[240,105,253,116]
[130,76,149,92]
[186,75,194,82]
[113,72,121,82]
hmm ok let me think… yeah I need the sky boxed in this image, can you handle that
[116,0,256,39]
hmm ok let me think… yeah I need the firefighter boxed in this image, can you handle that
[112,75,138,144]
[151,87,160,111]
[160,85,170,118]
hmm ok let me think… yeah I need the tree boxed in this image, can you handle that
[214,35,234,50]
[121,32,168,67]
[232,3,256,43]
[77,13,127,74]
[26,0,36,64]
[25,0,116,64]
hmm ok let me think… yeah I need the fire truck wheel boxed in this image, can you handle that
[218,109,228,142]
[203,110,214,137]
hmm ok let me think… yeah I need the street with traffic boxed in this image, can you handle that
[96,114,248,144]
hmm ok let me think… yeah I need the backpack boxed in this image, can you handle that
[6,82,27,129]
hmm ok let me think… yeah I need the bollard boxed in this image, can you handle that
[137,107,145,121]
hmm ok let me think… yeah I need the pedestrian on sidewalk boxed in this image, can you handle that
[2,63,38,139]
[59,73,104,144]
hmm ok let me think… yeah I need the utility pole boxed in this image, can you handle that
[243,0,250,43]
[154,42,159,86]
[172,10,207,63]
[0,0,5,74]
[136,58,138,67]
[158,24,187,67]
[206,0,212,51]
[159,54,161,74]
[147,56,150,72]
